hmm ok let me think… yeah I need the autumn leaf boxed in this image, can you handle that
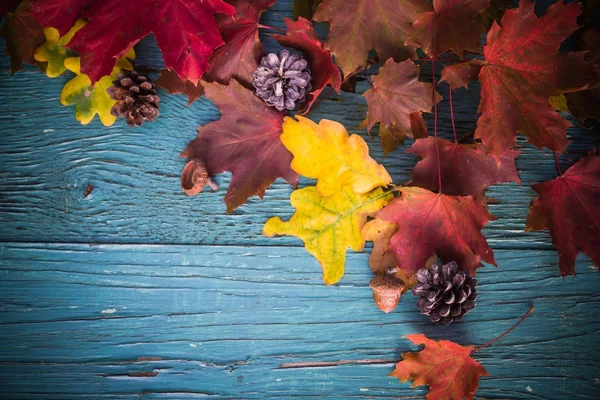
[361,218,398,275]
[203,0,275,87]
[34,20,84,78]
[475,0,592,154]
[273,17,342,113]
[60,50,134,126]
[378,187,496,277]
[292,0,322,20]
[391,334,489,400]
[0,0,45,73]
[362,59,441,155]
[30,0,235,84]
[406,0,489,58]
[0,0,20,18]
[181,79,299,213]
[264,186,391,284]
[408,137,521,203]
[526,149,600,276]
[281,116,392,197]
[440,60,484,90]
[313,0,432,76]
[156,69,205,106]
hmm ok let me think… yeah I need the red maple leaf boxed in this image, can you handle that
[408,137,521,203]
[439,60,484,90]
[391,334,489,400]
[155,69,205,106]
[406,0,490,58]
[313,0,432,76]
[0,0,45,73]
[526,149,600,276]
[30,0,235,84]
[363,59,441,154]
[475,0,592,154]
[181,79,299,213]
[273,17,342,113]
[378,187,496,277]
[203,0,275,87]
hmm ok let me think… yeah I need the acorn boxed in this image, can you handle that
[369,272,406,313]
[181,159,218,196]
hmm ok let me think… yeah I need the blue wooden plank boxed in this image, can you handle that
[0,244,599,398]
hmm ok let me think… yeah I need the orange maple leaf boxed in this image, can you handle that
[390,334,489,400]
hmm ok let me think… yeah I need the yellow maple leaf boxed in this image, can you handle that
[281,116,392,197]
[34,19,85,78]
[61,50,134,126]
[264,185,392,285]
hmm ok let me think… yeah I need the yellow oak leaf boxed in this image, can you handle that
[34,19,85,78]
[281,116,392,197]
[60,49,135,126]
[264,185,392,285]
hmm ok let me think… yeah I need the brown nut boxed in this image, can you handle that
[369,274,405,313]
[181,159,218,196]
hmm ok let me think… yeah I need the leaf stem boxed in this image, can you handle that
[258,24,286,33]
[473,305,535,353]
[431,58,442,193]
[554,152,563,176]
[449,87,458,144]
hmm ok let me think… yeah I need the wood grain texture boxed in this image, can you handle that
[1,243,599,399]
[1,0,600,398]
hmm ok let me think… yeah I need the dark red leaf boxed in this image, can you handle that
[203,0,275,87]
[0,0,45,73]
[156,69,205,106]
[526,149,600,276]
[378,187,496,277]
[181,79,299,213]
[273,17,342,113]
[408,137,521,203]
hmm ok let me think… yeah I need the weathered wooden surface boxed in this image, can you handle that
[1,0,599,398]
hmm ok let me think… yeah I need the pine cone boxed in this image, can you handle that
[253,49,312,111]
[107,71,160,127]
[413,262,477,324]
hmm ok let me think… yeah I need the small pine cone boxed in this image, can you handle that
[413,261,477,324]
[107,70,160,127]
[253,49,312,111]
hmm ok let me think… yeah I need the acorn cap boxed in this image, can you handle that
[369,274,405,313]
[181,159,218,196]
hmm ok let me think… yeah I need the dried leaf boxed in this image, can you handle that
[313,0,432,76]
[526,149,600,276]
[273,17,342,113]
[406,0,490,58]
[0,0,45,73]
[378,187,496,277]
[181,80,299,213]
[363,59,441,155]
[408,137,521,203]
[30,0,235,83]
[281,116,392,197]
[391,334,489,400]
[264,186,392,284]
[156,69,205,106]
[475,0,593,154]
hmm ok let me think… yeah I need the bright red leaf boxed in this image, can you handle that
[408,137,521,203]
[30,0,235,84]
[391,334,489,400]
[378,187,496,277]
[313,0,432,76]
[475,0,591,154]
[273,17,342,113]
[526,149,600,276]
[203,0,275,87]
[406,0,489,58]
[363,59,441,155]
[181,79,299,213]
[156,69,205,106]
